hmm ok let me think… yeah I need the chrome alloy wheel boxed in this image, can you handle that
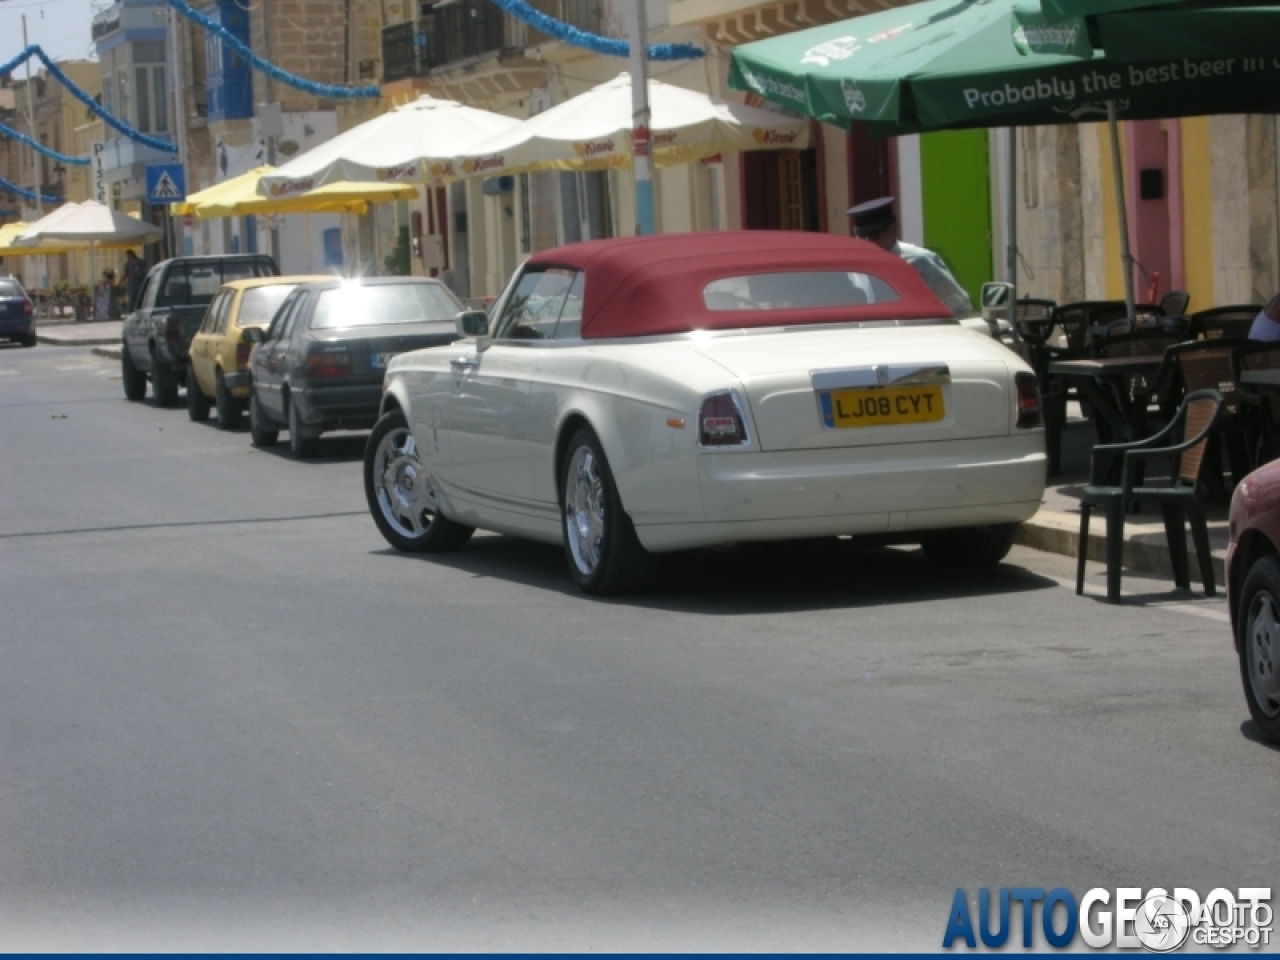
[565,444,605,576]
[372,426,438,539]
[1246,592,1280,719]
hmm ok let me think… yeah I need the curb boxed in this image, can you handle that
[1016,510,1226,585]
[37,333,121,347]
[92,345,123,360]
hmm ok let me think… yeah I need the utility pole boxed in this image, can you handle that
[626,0,654,236]
[21,15,40,218]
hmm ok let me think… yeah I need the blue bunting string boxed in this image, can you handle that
[0,173,60,204]
[33,49,179,153]
[484,0,704,60]
[166,0,379,99]
[0,117,89,167]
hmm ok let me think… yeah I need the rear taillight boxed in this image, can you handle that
[306,349,352,379]
[1015,372,1041,429]
[22,299,32,317]
[698,390,749,447]
[235,342,251,368]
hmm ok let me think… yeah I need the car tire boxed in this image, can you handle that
[1238,555,1280,743]
[21,333,36,348]
[560,425,656,595]
[151,351,178,408]
[122,346,146,402]
[921,523,1017,568]
[215,372,242,430]
[364,408,474,553]
[186,366,211,421]
[288,397,319,460]
[249,392,278,448]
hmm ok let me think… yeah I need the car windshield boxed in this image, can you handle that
[311,283,462,330]
[0,280,24,298]
[237,284,299,327]
[703,271,901,311]
[157,261,274,308]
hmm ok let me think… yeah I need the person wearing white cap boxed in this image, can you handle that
[848,197,973,316]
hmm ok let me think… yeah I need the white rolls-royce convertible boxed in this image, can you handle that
[363,231,1046,594]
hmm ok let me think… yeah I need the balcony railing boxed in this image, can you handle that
[381,0,601,81]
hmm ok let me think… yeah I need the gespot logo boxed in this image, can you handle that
[943,887,1272,952]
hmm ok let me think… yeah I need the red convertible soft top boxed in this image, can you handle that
[525,231,952,339]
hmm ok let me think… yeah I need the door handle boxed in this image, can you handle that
[450,356,479,372]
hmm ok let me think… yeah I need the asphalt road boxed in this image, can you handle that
[0,344,1274,950]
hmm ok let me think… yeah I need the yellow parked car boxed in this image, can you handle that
[187,276,330,429]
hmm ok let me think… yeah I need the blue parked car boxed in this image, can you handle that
[0,276,35,347]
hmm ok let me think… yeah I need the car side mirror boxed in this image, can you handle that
[980,282,1012,311]
[241,327,264,344]
[456,310,489,339]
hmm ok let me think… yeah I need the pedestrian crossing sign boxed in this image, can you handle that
[146,164,186,204]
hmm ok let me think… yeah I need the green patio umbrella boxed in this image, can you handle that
[1096,5,1280,61]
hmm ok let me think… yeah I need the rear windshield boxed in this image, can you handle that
[157,260,275,308]
[237,284,298,327]
[311,283,462,330]
[0,280,24,298]
[704,271,901,311]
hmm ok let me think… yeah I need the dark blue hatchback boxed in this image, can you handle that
[0,277,34,347]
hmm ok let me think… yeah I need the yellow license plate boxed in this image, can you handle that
[821,385,945,428]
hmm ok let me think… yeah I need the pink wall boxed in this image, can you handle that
[1124,119,1180,302]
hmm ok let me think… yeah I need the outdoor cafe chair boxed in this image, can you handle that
[1095,329,1186,420]
[1076,389,1223,602]
[1159,290,1191,321]
[1188,304,1263,340]
[1137,338,1255,496]
[1232,342,1280,464]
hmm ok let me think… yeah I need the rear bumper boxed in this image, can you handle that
[292,383,382,430]
[222,370,250,393]
[0,319,32,335]
[634,433,1047,552]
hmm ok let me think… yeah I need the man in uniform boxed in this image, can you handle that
[848,196,973,316]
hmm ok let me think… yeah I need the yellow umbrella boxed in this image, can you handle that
[171,166,275,217]
[0,220,91,257]
[200,180,419,218]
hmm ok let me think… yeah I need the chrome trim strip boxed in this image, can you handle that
[810,364,952,392]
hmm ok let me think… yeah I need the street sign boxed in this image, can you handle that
[146,163,186,204]
[92,142,107,204]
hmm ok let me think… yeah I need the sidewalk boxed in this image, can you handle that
[1017,414,1229,587]
[36,318,122,348]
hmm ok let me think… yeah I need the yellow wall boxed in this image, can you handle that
[1097,123,1123,301]
[1179,117,1214,312]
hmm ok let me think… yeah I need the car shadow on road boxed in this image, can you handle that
[374,534,1058,614]
[1240,720,1280,753]
[250,433,368,464]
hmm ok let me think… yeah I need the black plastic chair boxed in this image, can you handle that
[1159,290,1190,320]
[1188,304,1263,340]
[1232,342,1280,464]
[1076,389,1223,602]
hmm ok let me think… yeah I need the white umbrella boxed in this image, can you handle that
[453,73,810,178]
[16,201,161,249]
[256,94,521,197]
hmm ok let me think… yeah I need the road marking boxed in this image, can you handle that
[1044,573,1230,623]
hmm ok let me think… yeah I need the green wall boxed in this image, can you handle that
[920,128,993,306]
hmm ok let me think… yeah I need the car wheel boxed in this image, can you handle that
[186,366,211,421]
[364,408,474,553]
[921,523,1017,568]
[287,398,319,460]
[1238,555,1280,743]
[21,333,36,348]
[560,426,656,595]
[249,392,278,448]
[121,346,146,402]
[215,372,242,430]
[151,351,178,407]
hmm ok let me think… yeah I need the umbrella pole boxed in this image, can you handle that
[1107,101,1137,320]
[1007,127,1018,338]
[304,213,314,271]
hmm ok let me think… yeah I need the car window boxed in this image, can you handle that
[198,292,224,334]
[279,292,307,341]
[214,292,235,335]
[703,271,901,311]
[492,268,578,341]
[0,280,24,297]
[140,267,163,310]
[309,282,463,330]
[551,272,585,340]
[236,284,299,329]
[265,290,302,342]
